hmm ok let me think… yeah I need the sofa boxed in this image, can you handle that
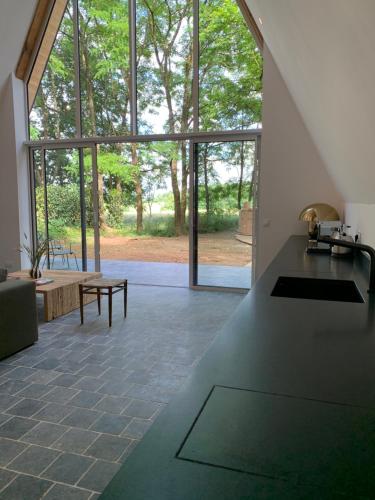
[0,280,38,360]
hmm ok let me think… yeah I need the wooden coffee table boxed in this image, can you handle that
[9,270,102,322]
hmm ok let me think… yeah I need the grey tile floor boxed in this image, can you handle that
[0,284,244,499]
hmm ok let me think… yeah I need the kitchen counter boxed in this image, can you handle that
[101,236,375,499]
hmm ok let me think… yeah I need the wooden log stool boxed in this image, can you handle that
[79,278,128,327]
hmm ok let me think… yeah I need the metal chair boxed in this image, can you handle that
[45,240,79,270]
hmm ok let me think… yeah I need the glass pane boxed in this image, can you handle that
[29,1,76,140]
[199,0,262,131]
[136,0,193,134]
[33,150,46,240]
[79,0,130,137]
[195,141,255,288]
[45,149,83,271]
[82,148,98,272]
[96,141,189,286]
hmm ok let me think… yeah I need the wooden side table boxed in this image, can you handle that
[79,279,128,327]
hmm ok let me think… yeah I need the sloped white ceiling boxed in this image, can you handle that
[0,0,37,96]
[246,0,375,203]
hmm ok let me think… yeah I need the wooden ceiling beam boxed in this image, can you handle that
[15,0,68,111]
[27,0,68,111]
[16,0,54,80]
[236,0,264,52]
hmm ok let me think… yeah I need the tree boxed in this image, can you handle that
[199,0,262,131]
[139,0,193,234]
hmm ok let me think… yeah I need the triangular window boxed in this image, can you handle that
[27,0,262,139]
[29,1,76,140]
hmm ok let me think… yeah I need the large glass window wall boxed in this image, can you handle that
[27,0,262,290]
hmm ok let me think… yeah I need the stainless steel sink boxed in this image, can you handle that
[271,276,364,303]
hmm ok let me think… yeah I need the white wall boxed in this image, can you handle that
[345,204,375,248]
[246,0,375,205]
[245,0,375,252]
[0,75,30,270]
[0,1,37,92]
[255,46,343,277]
[0,1,37,270]
[0,77,21,270]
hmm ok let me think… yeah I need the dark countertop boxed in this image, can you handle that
[101,236,375,499]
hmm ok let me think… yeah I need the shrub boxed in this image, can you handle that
[197,182,252,214]
[105,189,125,228]
[198,213,238,233]
[143,215,177,237]
[35,185,81,227]
[48,219,68,239]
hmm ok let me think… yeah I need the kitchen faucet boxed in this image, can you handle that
[317,236,375,293]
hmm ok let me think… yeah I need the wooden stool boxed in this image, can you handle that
[79,279,127,327]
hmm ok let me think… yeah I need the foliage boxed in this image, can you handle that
[36,211,239,240]
[97,152,136,182]
[199,0,262,130]
[30,0,262,237]
[19,233,49,276]
[36,185,81,227]
[142,215,184,237]
[155,192,175,211]
[198,182,252,214]
[198,213,238,233]
[48,219,69,240]
[105,189,125,227]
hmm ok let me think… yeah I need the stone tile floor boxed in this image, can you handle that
[0,284,244,499]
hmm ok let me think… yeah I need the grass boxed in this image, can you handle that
[39,212,239,242]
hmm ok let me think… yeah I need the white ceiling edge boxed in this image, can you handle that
[0,0,37,94]
[246,0,375,203]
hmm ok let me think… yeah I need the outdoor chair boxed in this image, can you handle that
[44,239,79,270]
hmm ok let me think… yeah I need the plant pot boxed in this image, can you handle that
[29,268,42,279]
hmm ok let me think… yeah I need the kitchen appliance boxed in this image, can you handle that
[298,203,341,254]
[331,225,354,255]
[304,221,342,254]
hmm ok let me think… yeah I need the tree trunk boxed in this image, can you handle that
[249,167,255,203]
[81,33,106,228]
[180,142,188,230]
[179,44,192,232]
[97,168,105,228]
[132,143,143,234]
[238,141,245,210]
[115,177,122,192]
[203,144,210,216]
[170,158,182,236]
[49,75,65,186]
[144,3,189,236]
[35,167,42,187]
[40,87,49,141]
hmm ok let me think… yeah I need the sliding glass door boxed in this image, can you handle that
[191,138,258,290]
[31,135,259,289]
[33,147,100,273]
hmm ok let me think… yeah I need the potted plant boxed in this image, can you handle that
[19,234,49,279]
